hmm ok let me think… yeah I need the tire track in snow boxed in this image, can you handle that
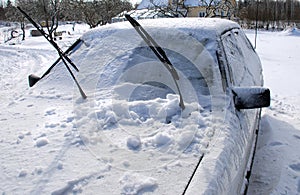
[248,95,300,194]
[0,46,55,104]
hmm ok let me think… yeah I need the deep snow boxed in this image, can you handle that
[1,21,300,194]
[246,29,300,194]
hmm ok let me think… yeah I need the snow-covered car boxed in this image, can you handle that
[49,18,270,194]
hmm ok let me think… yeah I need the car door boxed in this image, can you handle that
[221,28,263,130]
[219,28,263,193]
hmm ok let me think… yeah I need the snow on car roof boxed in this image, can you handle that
[83,17,240,41]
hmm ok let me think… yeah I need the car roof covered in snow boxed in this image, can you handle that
[82,17,240,41]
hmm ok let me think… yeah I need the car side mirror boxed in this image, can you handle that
[232,87,270,109]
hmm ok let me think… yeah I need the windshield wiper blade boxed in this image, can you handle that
[17,6,86,99]
[125,14,185,109]
[17,6,79,72]
[28,39,82,87]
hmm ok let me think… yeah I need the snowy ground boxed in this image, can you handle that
[246,29,300,194]
[1,22,300,194]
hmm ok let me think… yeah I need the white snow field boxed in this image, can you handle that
[246,28,300,194]
[0,20,300,194]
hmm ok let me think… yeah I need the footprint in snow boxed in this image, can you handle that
[61,116,75,123]
[45,108,56,116]
[45,123,59,128]
[268,141,284,147]
[293,135,300,140]
[18,170,27,177]
[57,161,63,170]
[18,97,26,101]
[289,163,300,172]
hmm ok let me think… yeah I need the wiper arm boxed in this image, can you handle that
[17,6,79,72]
[125,14,185,109]
[17,6,86,99]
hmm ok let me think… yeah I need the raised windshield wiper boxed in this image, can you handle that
[125,14,185,110]
[17,6,87,99]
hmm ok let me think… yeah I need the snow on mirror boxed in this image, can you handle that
[72,26,227,177]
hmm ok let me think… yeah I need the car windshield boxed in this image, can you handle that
[72,24,227,194]
[77,26,224,104]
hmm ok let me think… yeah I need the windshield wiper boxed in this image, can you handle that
[17,6,87,99]
[125,14,185,109]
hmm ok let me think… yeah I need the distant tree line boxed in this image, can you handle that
[148,0,300,28]
[237,0,300,29]
[1,0,300,31]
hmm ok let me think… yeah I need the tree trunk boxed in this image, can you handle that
[21,22,25,41]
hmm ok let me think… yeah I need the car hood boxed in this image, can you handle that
[46,18,251,194]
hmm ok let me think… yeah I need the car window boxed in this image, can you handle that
[221,29,263,87]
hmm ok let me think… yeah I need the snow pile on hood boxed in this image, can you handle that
[74,92,212,169]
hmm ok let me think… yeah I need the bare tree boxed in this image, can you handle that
[69,0,132,28]
[15,0,64,40]
[148,0,237,18]
[150,0,189,18]
[10,0,35,40]
[2,0,22,41]
[204,0,236,19]
[32,0,61,39]
[4,0,14,20]
[238,0,300,29]
[0,1,5,20]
